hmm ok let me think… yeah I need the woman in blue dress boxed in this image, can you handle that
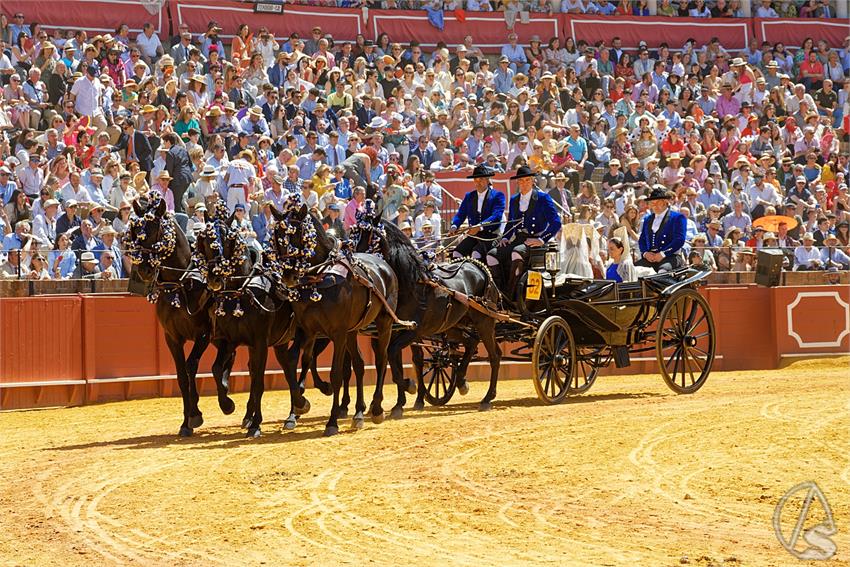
[605,237,636,283]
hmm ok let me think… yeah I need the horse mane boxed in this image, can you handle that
[380,220,430,291]
[308,211,336,257]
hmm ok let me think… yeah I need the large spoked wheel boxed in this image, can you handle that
[571,347,604,394]
[656,289,716,394]
[422,343,461,406]
[532,316,577,404]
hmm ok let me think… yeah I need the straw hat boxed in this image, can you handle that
[248,106,263,118]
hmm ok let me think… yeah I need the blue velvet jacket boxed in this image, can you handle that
[639,209,687,259]
[504,190,561,242]
[451,186,506,236]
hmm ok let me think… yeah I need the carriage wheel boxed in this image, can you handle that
[656,289,716,394]
[532,316,577,404]
[571,348,603,394]
[421,343,460,406]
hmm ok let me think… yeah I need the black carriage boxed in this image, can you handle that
[417,247,716,406]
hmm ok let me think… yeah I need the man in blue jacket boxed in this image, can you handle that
[637,186,687,272]
[449,164,506,260]
[487,165,561,299]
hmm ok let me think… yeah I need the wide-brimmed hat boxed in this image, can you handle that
[609,159,621,168]
[80,251,96,263]
[510,165,535,180]
[157,171,172,181]
[645,186,673,201]
[730,57,746,67]
[248,105,263,118]
[367,116,387,130]
[467,164,495,179]
[200,164,218,177]
[667,152,682,161]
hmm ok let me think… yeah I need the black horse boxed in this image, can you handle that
[125,195,235,437]
[192,207,319,438]
[269,200,404,436]
[351,213,503,414]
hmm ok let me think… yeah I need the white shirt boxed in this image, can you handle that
[70,76,104,117]
[477,190,487,213]
[518,190,532,212]
[794,245,821,269]
[135,31,163,58]
[59,183,92,204]
[651,208,668,232]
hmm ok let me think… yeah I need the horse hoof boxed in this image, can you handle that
[187,414,204,429]
[323,426,339,437]
[246,428,261,439]
[282,418,297,431]
[371,410,385,425]
[352,417,364,430]
[390,407,404,420]
[458,380,470,396]
[478,401,493,412]
[220,397,236,415]
[337,407,349,419]
[412,401,425,411]
[178,426,193,438]
[294,399,311,416]
[316,381,333,396]
[405,379,417,395]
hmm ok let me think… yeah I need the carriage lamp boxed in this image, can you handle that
[545,251,559,272]
[545,250,559,297]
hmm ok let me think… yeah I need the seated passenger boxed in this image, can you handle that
[605,236,636,282]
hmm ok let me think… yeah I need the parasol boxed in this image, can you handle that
[753,215,798,232]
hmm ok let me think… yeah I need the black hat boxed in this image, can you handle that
[467,164,495,179]
[509,165,535,180]
[645,185,673,201]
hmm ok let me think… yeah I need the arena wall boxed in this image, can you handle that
[1,284,847,410]
[0,1,843,52]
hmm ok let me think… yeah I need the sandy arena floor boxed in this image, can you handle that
[0,358,847,566]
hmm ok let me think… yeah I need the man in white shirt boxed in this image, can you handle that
[60,172,93,204]
[414,202,442,238]
[223,156,257,213]
[135,23,164,64]
[746,175,780,219]
[755,0,779,17]
[32,199,60,248]
[794,233,823,270]
[70,66,107,133]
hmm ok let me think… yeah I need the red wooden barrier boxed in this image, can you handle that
[752,17,849,48]
[564,14,752,50]
[1,0,165,35]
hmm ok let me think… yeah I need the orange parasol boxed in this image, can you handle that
[753,215,798,232]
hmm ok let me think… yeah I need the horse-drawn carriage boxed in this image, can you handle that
[414,244,717,407]
[125,192,716,438]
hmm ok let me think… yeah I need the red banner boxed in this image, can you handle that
[564,14,752,50]
[172,0,364,41]
[1,0,165,35]
[753,17,849,49]
[369,9,560,52]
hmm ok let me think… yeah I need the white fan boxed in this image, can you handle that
[140,0,166,15]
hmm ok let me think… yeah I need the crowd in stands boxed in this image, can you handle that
[285,0,841,19]
[0,1,848,282]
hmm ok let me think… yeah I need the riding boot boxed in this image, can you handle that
[506,260,525,303]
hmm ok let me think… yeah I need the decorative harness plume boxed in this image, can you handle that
[346,199,385,257]
[122,191,183,307]
[270,193,328,302]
